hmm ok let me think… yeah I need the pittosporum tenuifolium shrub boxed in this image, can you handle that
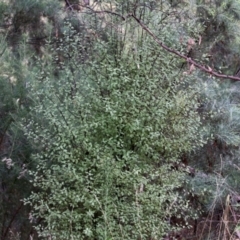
[24,17,206,240]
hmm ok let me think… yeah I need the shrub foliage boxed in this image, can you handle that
[24,18,205,239]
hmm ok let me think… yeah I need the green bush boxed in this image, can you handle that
[23,14,205,240]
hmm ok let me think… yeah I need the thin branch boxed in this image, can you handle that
[73,5,240,81]
[65,0,74,11]
[2,202,23,240]
[0,47,7,58]
[131,14,240,81]
[84,5,127,20]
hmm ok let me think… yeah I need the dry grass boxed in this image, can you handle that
[167,194,240,240]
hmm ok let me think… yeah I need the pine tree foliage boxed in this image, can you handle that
[188,78,240,201]
[0,36,36,239]
[182,0,240,232]
[196,0,240,73]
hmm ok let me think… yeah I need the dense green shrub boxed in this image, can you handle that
[3,0,240,239]
[23,18,206,239]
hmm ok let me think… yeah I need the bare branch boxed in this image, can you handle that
[131,14,240,81]
[65,0,74,11]
[78,5,240,81]
[84,5,128,20]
